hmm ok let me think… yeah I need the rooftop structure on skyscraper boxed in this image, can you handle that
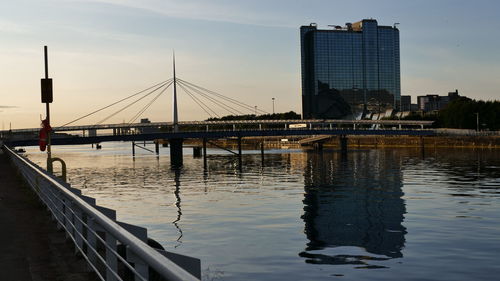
[300,19,400,119]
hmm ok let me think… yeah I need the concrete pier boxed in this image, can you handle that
[339,135,348,154]
[169,138,184,166]
[0,152,97,281]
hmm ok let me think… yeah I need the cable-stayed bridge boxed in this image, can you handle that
[2,65,435,165]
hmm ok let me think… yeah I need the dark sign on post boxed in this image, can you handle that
[41,78,53,103]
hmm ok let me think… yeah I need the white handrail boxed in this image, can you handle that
[3,145,199,281]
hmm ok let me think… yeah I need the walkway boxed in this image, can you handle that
[0,151,97,281]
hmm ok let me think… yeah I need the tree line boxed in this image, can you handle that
[206,111,301,121]
[403,97,500,130]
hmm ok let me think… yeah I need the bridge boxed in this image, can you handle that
[2,51,434,166]
[4,118,435,166]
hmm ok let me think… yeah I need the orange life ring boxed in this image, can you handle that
[39,128,47,151]
[39,119,51,151]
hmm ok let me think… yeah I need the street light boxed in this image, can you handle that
[272,98,275,114]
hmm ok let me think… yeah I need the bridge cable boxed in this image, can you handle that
[177,83,219,118]
[93,81,170,126]
[178,78,269,114]
[178,79,251,114]
[177,80,242,115]
[177,80,243,115]
[181,82,244,115]
[127,81,173,125]
[58,79,172,128]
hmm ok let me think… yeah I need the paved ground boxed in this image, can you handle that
[0,151,98,281]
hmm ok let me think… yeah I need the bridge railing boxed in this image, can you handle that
[3,145,199,281]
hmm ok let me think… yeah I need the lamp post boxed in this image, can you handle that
[272,98,275,114]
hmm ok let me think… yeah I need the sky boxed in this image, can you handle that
[1,0,499,129]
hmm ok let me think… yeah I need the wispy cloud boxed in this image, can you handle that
[0,105,18,113]
[0,20,26,33]
[75,0,295,28]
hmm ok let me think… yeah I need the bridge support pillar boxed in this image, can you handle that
[132,141,135,157]
[238,137,242,156]
[193,147,202,158]
[237,137,242,168]
[260,141,264,165]
[169,138,184,167]
[155,141,159,156]
[203,138,207,169]
[313,142,323,151]
[340,135,348,155]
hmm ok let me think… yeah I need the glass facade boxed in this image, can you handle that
[300,19,400,119]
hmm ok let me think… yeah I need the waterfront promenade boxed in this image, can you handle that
[0,151,97,281]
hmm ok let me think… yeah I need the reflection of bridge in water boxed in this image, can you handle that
[300,151,407,267]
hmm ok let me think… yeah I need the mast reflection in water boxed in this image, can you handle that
[300,151,407,267]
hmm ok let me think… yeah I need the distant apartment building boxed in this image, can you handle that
[417,90,460,112]
[400,95,412,112]
[300,19,400,119]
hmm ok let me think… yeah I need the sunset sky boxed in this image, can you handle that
[1,0,499,129]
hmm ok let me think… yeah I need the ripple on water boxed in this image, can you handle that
[23,145,500,281]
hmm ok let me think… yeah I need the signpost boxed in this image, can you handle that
[41,46,53,172]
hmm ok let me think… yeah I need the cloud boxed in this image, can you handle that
[0,20,26,33]
[78,0,295,28]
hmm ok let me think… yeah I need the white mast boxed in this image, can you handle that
[173,51,179,132]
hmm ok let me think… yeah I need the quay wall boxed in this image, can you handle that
[186,135,500,149]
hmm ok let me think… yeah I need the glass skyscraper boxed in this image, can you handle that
[300,19,400,119]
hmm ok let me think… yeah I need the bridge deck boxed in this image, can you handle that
[0,151,97,281]
[6,128,436,147]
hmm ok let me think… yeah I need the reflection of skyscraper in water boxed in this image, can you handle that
[301,151,406,265]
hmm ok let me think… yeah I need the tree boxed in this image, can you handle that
[438,98,500,130]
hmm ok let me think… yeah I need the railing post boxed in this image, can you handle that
[74,207,84,255]
[87,218,98,270]
[127,248,149,281]
[56,191,65,230]
[64,198,74,239]
[44,182,58,221]
[105,232,118,281]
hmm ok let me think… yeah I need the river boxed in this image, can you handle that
[24,143,500,280]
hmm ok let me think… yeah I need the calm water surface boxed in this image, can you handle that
[25,143,500,281]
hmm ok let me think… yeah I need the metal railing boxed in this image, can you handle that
[1,118,434,134]
[3,145,199,281]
